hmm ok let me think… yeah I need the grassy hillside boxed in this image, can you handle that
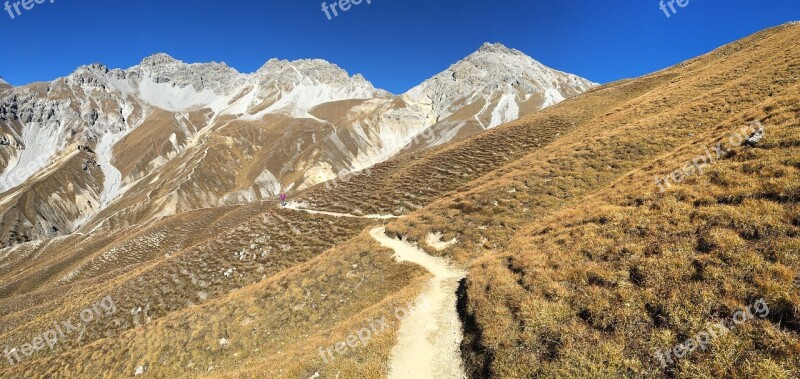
[384,22,800,378]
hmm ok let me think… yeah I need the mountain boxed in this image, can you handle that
[0,44,595,244]
[0,77,10,91]
[0,22,798,379]
[402,42,597,150]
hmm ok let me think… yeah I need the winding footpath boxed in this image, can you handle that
[370,227,467,379]
[285,203,467,378]
[284,202,398,220]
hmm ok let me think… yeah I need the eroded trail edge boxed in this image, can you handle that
[369,227,467,379]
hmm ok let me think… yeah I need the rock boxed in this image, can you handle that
[744,126,766,147]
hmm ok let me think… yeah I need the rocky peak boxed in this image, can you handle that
[256,58,370,87]
[139,53,182,67]
[476,42,521,56]
[252,58,385,106]
[127,53,245,96]
[405,42,597,123]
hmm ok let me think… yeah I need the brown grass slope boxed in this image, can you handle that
[1,228,424,378]
[0,200,376,377]
[381,23,800,378]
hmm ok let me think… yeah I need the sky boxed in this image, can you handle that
[1,0,798,94]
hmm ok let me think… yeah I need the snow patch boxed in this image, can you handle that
[260,83,375,118]
[542,87,566,108]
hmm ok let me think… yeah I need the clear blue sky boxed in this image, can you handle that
[1,0,798,93]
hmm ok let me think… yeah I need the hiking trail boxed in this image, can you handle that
[283,202,398,220]
[285,202,467,378]
[369,227,467,379]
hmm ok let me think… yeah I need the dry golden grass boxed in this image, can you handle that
[381,23,800,378]
[0,229,425,378]
[0,200,383,376]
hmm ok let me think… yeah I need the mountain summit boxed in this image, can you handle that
[402,42,597,149]
[408,42,597,115]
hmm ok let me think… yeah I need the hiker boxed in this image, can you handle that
[279,190,287,206]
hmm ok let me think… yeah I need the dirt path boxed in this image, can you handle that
[369,227,467,379]
[284,202,398,220]
[284,203,467,377]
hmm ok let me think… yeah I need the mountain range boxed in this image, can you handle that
[0,43,595,244]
